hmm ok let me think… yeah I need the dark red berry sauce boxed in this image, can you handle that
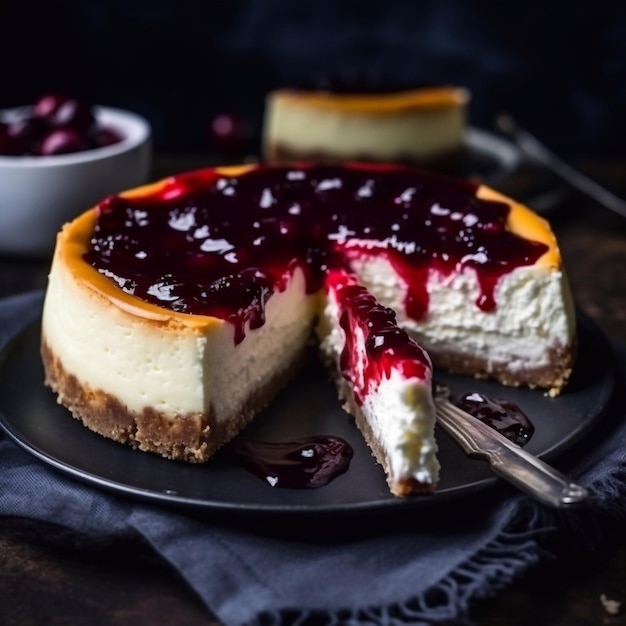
[328,270,431,403]
[224,436,353,489]
[456,391,535,446]
[85,163,548,343]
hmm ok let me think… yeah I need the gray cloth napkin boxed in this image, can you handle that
[1,290,625,626]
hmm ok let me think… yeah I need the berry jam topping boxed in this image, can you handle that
[456,391,535,446]
[0,92,123,156]
[223,436,353,488]
[85,164,549,343]
[328,271,430,403]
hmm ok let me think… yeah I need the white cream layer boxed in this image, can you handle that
[362,370,440,486]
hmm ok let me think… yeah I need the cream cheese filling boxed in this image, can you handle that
[318,285,439,488]
[348,255,575,374]
[265,101,465,159]
[42,262,317,420]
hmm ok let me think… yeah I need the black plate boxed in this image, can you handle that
[0,313,616,517]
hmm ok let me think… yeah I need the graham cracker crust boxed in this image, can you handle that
[41,337,305,463]
[425,340,576,398]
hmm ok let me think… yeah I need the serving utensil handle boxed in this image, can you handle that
[495,114,626,220]
[435,396,590,508]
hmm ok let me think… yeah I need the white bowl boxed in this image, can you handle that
[0,106,152,257]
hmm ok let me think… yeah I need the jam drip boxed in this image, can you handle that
[329,271,430,404]
[85,164,549,342]
[456,391,535,446]
[224,436,353,488]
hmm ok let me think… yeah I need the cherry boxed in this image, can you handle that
[50,98,95,133]
[1,92,125,156]
[33,93,95,133]
[6,115,48,154]
[92,125,124,148]
[32,92,68,120]
[0,121,17,155]
[208,113,252,154]
[38,128,89,156]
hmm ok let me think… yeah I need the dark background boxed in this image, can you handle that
[3,0,626,158]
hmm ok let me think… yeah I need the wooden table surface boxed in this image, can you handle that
[0,154,625,626]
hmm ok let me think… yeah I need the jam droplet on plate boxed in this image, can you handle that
[456,391,535,446]
[224,435,353,488]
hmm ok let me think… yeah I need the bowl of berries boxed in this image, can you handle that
[0,93,152,257]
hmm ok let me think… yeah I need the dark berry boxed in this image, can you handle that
[0,121,17,155]
[4,93,124,156]
[50,98,95,133]
[7,115,48,154]
[208,113,252,154]
[32,92,69,120]
[38,128,89,156]
[92,125,124,148]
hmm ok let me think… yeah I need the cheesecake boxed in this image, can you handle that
[318,270,439,496]
[41,162,576,495]
[263,86,469,170]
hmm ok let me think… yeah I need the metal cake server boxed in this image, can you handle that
[434,384,590,508]
[495,113,626,220]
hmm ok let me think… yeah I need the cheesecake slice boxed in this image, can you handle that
[263,86,469,170]
[318,270,439,495]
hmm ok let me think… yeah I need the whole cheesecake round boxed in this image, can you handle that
[263,86,470,169]
[41,162,576,496]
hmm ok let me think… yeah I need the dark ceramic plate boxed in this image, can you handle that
[0,307,616,518]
